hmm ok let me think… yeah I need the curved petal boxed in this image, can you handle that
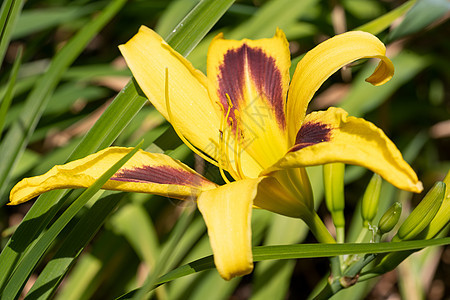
[287,31,394,143]
[10,147,217,205]
[119,26,221,159]
[263,108,423,193]
[197,178,262,280]
[206,29,290,173]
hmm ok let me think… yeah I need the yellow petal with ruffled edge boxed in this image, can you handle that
[119,26,221,159]
[197,178,262,280]
[263,107,423,193]
[287,31,394,143]
[9,147,217,205]
[206,29,291,175]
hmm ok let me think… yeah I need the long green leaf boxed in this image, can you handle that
[0,46,22,138]
[24,192,124,300]
[165,0,234,56]
[116,238,450,299]
[388,0,450,41]
[355,0,416,34]
[1,142,143,299]
[159,238,450,286]
[12,4,100,39]
[0,0,24,68]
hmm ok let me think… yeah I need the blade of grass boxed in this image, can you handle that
[117,238,450,299]
[0,0,24,68]
[165,0,234,56]
[54,231,134,300]
[1,141,143,299]
[24,191,125,300]
[229,0,317,39]
[0,46,22,138]
[355,0,417,35]
[163,238,450,286]
[252,215,308,300]
[12,4,100,39]
[131,206,196,300]
[155,0,197,38]
[387,0,450,41]
[0,0,128,205]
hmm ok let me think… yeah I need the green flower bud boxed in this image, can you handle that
[323,163,345,228]
[361,174,382,228]
[378,202,402,235]
[394,181,445,241]
[423,172,450,239]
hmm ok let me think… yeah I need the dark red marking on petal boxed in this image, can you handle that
[217,44,286,128]
[111,165,205,187]
[289,121,332,152]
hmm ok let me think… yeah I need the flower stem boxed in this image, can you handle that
[336,226,345,244]
[355,226,370,243]
[302,210,336,244]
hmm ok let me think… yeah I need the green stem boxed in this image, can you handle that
[355,227,370,243]
[336,226,345,244]
[303,211,336,244]
[335,226,346,272]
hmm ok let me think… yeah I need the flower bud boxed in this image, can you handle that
[361,174,382,228]
[423,172,450,239]
[393,181,445,241]
[378,202,402,235]
[323,163,345,228]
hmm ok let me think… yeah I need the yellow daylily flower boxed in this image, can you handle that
[9,26,423,281]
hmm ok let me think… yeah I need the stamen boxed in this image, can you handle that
[217,102,232,183]
[233,110,246,179]
[216,101,238,183]
[164,68,219,168]
[225,93,234,109]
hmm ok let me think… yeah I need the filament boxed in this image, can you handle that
[233,110,245,179]
[216,100,239,183]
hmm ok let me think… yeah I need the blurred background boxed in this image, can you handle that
[0,0,449,299]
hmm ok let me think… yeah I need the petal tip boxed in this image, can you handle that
[212,32,224,42]
[275,27,286,39]
[219,262,253,281]
[365,56,395,86]
[415,181,424,193]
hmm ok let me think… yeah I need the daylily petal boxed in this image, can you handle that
[119,26,221,159]
[286,31,395,143]
[263,107,423,193]
[207,29,290,172]
[9,147,217,205]
[197,178,262,280]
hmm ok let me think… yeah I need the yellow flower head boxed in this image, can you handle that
[10,27,423,280]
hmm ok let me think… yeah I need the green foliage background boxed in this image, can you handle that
[0,0,449,299]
